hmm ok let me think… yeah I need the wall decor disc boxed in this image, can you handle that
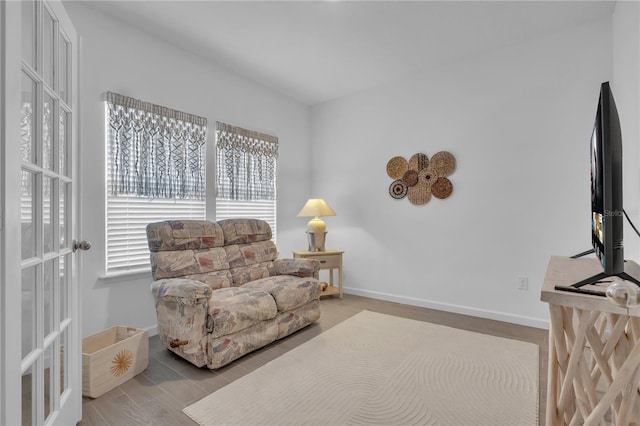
[418,167,438,188]
[389,179,408,199]
[408,180,431,205]
[386,156,409,179]
[402,170,419,187]
[430,151,456,176]
[432,177,453,199]
[409,153,429,172]
[386,151,455,205]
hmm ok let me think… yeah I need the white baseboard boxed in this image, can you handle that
[344,287,550,330]
[142,324,158,337]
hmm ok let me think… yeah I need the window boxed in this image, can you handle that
[215,122,278,237]
[105,92,207,275]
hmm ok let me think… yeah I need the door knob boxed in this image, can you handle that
[72,239,91,252]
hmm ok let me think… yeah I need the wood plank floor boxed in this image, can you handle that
[79,294,548,425]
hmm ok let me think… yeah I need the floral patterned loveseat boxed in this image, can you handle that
[146,218,321,369]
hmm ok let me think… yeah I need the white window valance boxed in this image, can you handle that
[106,92,207,200]
[216,121,278,201]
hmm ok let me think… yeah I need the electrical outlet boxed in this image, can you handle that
[518,276,529,290]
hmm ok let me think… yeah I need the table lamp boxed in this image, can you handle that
[297,198,336,251]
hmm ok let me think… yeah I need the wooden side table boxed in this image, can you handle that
[292,249,344,298]
[541,255,640,425]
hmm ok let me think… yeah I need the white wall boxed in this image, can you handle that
[310,19,616,328]
[64,2,313,337]
[65,1,636,335]
[613,1,640,262]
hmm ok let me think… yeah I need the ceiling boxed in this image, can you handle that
[82,0,615,106]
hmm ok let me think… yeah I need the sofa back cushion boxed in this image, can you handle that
[218,218,272,245]
[150,247,230,278]
[147,220,224,252]
[219,219,277,286]
[146,218,277,288]
[225,240,278,286]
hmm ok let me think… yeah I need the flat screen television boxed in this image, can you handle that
[556,82,640,295]
[591,81,624,277]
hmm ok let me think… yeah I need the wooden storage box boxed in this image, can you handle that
[82,326,149,398]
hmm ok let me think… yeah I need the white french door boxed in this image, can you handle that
[1,1,81,425]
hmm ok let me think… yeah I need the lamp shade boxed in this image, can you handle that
[297,199,336,218]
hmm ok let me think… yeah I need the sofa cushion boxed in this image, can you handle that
[150,247,230,281]
[219,218,272,244]
[208,319,278,369]
[182,270,233,291]
[225,241,278,268]
[147,220,224,252]
[225,240,278,286]
[276,300,321,339]
[208,287,278,339]
[230,264,273,287]
[241,275,321,312]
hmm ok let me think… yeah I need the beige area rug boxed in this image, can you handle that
[183,310,539,426]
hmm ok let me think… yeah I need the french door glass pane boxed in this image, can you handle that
[21,265,37,359]
[59,254,69,322]
[43,93,54,171]
[21,0,36,70]
[44,345,54,422]
[43,9,54,89]
[21,72,36,164]
[44,259,55,337]
[59,181,67,248]
[60,329,68,396]
[22,366,36,426]
[21,170,36,260]
[59,37,69,104]
[59,110,67,176]
[43,176,54,254]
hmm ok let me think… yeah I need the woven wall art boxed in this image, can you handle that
[386,151,456,205]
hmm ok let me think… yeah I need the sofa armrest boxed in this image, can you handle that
[150,278,211,368]
[274,258,320,278]
[150,278,212,305]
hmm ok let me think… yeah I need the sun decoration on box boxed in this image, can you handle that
[386,151,456,205]
[110,349,134,377]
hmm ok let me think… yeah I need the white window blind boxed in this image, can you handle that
[215,122,278,240]
[106,197,205,274]
[215,199,277,239]
[105,93,207,275]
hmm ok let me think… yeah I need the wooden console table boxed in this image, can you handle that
[541,256,640,425]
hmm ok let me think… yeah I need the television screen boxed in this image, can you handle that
[556,82,640,295]
[591,125,604,262]
[590,82,624,276]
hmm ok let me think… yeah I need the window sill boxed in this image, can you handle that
[98,269,152,284]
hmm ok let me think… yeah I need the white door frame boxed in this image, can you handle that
[2,2,25,424]
[1,1,81,424]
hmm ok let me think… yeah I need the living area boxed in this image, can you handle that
[2,0,639,425]
[70,0,640,346]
